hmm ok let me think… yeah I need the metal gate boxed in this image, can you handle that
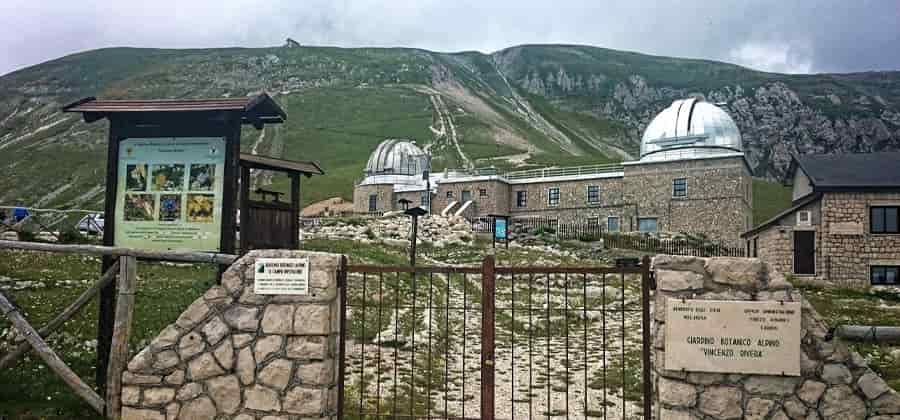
[337,256,653,419]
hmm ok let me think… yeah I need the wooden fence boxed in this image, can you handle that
[0,240,236,419]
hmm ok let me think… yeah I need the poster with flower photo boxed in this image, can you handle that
[115,137,225,251]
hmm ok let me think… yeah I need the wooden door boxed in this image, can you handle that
[793,231,815,275]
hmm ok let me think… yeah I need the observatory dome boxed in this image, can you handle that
[640,98,742,162]
[364,139,429,176]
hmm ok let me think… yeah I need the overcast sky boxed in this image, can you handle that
[1,0,899,77]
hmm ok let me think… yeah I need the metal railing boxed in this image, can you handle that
[502,163,625,180]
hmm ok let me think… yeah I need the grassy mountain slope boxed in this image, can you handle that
[1,43,898,210]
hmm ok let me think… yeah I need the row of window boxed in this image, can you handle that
[514,185,602,209]
[445,189,489,200]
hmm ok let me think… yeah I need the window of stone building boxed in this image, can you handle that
[607,216,620,232]
[421,192,428,207]
[368,194,378,212]
[871,206,899,234]
[461,190,472,202]
[638,217,658,233]
[587,185,600,204]
[548,187,560,206]
[871,266,899,285]
[516,191,527,208]
[446,191,454,199]
[479,188,488,198]
[673,178,687,197]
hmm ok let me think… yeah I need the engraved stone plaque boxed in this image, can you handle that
[665,298,801,376]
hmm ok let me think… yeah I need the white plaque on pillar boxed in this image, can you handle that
[254,258,310,295]
[665,298,802,376]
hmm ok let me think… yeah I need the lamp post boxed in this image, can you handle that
[404,206,427,266]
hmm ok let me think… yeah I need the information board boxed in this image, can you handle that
[254,258,310,295]
[494,217,508,240]
[665,298,802,376]
[114,137,225,251]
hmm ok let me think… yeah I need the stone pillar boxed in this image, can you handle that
[120,250,343,420]
[651,255,900,419]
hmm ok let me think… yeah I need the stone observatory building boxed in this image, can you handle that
[352,98,753,246]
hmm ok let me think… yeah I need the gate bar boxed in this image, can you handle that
[641,255,653,418]
[480,255,496,420]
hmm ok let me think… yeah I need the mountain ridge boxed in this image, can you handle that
[1,43,898,209]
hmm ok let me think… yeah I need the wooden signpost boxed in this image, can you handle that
[62,94,288,400]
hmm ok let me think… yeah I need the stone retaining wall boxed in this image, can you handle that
[652,255,900,419]
[120,250,342,420]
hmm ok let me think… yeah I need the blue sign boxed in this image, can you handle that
[494,218,507,239]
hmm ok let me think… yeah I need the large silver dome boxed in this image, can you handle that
[640,98,742,162]
[364,139,429,176]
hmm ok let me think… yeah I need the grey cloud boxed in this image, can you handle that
[1,0,898,76]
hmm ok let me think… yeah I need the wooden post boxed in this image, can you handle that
[218,113,241,277]
[97,117,122,392]
[0,261,119,370]
[105,256,137,420]
[290,172,301,249]
[0,291,105,414]
[239,165,250,254]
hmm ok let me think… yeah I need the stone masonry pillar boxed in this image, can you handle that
[120,249,344,419]
[651,255,900,419]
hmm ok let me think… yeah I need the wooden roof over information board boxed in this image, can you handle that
[62,93,287,127]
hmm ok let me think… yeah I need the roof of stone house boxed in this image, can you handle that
[788,152,900,191]
[741,193,822,238]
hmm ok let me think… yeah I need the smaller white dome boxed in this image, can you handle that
[640,98,742,162]
[364,139,429,176]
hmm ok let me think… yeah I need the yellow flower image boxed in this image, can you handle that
[187,194,215,223]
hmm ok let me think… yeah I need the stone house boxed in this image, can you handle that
[742,152,900,288]
[353,98,753,246]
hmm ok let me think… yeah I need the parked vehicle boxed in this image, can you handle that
[75,213,104,234]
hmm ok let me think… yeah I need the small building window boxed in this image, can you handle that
[421,192,428,207]
[587,185,600,204]
[673,178,687,197]
[797,211,812,226]
[516,191,527,208]
[479,188,488,198]
[548,187,560,206]
[871,206,899,234]
[607,216,620,233]
[638,217,658,233]
[461,190,472,202]
[446,191,454,199]
[871,266,900,286]
[368,194,378,212]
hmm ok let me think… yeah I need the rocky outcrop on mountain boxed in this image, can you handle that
[0,43,898,208]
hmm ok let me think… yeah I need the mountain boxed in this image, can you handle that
[1,43,899,210]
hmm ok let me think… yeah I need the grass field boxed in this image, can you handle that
[752,178,794,225]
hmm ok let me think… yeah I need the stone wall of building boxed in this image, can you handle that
[820,192,900,288]
[352,183,394,213]
[432,178,509,216]
[506,176,628,224]
[751,192,900,289]
[651,255,900,419]
[120,250,342,420]
[625,156,751,247]
[749,198,823,283]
